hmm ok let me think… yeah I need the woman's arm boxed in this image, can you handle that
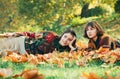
[99,36,111,48]
[69,37,78,51]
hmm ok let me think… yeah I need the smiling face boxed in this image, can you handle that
[59,33,74,46]
[86,26,98,40]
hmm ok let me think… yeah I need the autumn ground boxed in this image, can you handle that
[0,13,120,79]
[0,51,120,79]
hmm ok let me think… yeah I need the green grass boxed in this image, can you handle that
[0,58,120,79]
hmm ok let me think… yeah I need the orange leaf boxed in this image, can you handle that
[19,55,28,62]
[0,72,5,77]
[22,69,38,79]
[81,72,90,78]
[76,40,87,49]
[80,72,103,79]
[97,47,109,54]
[13,69,44,79]
[105,71,114,79]
[6,50,14,55]
[5,53,28,63]
[37,54,48,62]
[115,74,120,79]
[89,72,102,79]
[28,54,39,65]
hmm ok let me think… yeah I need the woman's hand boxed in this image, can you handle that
[69,36,77,51]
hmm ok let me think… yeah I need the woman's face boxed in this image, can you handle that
[59,33,74,46]
[86,26,97,39]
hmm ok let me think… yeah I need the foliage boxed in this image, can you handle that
[71,17,98,26]
[114,0,120,13]
[42,18,70,34]
[0,0,18,32]
[0,0,118,32]
[17,0,83,30]
[81,5,107,18]
[87,6,107,17]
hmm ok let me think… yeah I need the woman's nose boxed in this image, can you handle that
[64,38,68,42]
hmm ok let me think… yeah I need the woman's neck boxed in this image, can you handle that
[92,36,98,42]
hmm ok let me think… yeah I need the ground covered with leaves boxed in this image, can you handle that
[0,48,120,79]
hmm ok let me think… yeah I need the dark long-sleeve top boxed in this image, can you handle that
[24,32,70,54]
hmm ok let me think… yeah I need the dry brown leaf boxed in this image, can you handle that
[13,69,44,79]
[68,52,79,60]
[22,69,38,79]
[79,72,102,79]
[8,53,19,62]
[28,54,39,65]
[0,72,5,77]
[115,74,120,79]
[37,54,47,62]
[105,71,114,79]
[111,50,120,60]
[58,52,69,59]
[76,60,87,67]
[97,47,110,54]
[76,40,87,49]
[19,55,28,62]
[47,57,64,67]
[4,53,28,63]
[89,72,103,79]
[6,50,15,55]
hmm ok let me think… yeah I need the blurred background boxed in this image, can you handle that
[0,0,120,40]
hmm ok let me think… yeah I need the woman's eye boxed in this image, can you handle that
[64,35,67,38]
[91,28,95,30]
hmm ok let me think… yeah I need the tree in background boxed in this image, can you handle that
[114,0,120,13]
[0,0,18,32]
[0,0,118,32]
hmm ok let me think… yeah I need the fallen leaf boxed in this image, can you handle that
[79,72,103,79]
[97,47,110,54]
[105,71,114,79]
[13,69,44,79]
[28,54,39,65]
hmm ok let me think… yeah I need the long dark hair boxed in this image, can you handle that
[83,21,104,39]
[59,28,77,51]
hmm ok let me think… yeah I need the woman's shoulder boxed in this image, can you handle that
[101,34,115,41]
[101,34,110,39]
[101,34,112,40]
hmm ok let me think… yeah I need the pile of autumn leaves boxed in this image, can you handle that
[2,47,120,67]
[0,42,120,79]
